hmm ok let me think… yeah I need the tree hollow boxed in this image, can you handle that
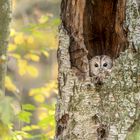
[61,0,128,73]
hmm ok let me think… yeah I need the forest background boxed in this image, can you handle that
[3,0,60,139]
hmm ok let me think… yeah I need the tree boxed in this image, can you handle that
[56,0,140,140]
[0,0,11,94]
[0,0,13,139]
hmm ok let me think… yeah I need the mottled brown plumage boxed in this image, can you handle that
[89,55,113,85]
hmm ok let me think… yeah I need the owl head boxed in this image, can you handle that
[89,55,113,85]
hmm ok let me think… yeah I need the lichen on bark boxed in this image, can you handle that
[125,0,140,51]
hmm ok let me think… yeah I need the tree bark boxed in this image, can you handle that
[56,0,140,140]
[0,0,11,95]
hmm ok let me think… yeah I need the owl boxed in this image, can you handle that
[89,55,113,85]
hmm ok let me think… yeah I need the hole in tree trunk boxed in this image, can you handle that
[61,0,128,73]
[83,0,128,59]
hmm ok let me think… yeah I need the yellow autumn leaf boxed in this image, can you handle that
[18,59,38,77]
[38,112,48,120]
[34,94,45,103]
[24,54,40,62]
[18,60,27,76]
[47,130,55,139]
[39,15,48,23]
[5,76,17,92]
[31,125,40,130]
[42,51,49,57]
[11,54,21,59]
[27,36,34,44]
[48,110,55,116]
[10,29,16,37]
[45,81,57,92]
[8,44,17,52]
[14,33,24,45]
[29,88,43,96]
[27,65,39,78]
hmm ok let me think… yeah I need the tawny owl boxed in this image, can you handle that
[89,55,113,85]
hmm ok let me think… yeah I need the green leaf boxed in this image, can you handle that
[22,126,32,131]
[22,104,36,111]
[52,18,61,26]
[0,97,14,124]
[38,115,55,128]
[18,111,32,123]
[22,125,40,132]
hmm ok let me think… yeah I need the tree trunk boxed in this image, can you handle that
[0,0,11,95]
[56,0,140,140]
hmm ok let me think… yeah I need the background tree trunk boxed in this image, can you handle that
[56,0,140,140]
[0,0,11,95]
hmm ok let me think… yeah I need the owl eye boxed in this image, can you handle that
[95,63,98,67]
[103,63,108,67]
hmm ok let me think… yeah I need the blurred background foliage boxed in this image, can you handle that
[3,0,60,139]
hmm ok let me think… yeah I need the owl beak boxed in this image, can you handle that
[99,68,103,71]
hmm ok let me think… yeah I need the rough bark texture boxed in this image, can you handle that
[56,0,140,140]
[0,0,11,94]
